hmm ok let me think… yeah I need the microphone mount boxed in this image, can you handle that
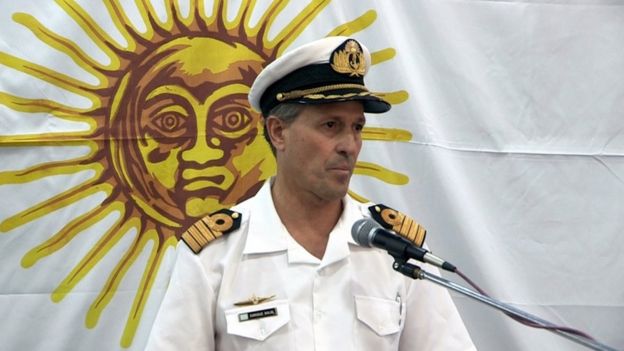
[392,260,618,351]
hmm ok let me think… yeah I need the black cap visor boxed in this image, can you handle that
[295,89,391,113]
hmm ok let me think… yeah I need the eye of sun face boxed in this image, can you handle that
[211,97,255,139]
[143,98,191,140]
[0,1,412,348]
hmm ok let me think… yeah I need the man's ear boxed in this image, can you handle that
[265,116,287,152]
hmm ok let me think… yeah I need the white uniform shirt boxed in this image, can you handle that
[146,181,476,350]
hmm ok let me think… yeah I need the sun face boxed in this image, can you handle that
[0,0,412,347]
[109,36,272,224]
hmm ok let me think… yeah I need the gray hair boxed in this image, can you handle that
[263,103,304,155]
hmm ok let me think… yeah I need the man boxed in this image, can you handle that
[146,36,476,350]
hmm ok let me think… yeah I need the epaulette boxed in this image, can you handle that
[368,204,427,247]
[181,209,242,254]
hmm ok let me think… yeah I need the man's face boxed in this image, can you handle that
[277,101,366,202]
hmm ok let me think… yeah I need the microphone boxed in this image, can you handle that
[352,218,456,272]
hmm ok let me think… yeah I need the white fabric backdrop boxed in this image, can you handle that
[0,1,622,350]
[352,1,624,349]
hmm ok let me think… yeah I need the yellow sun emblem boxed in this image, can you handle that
[0,0,412,347]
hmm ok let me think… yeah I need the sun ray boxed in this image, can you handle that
[121,229,177,348]
[222,0,251,31]
[0,177,108,232]
[103,1,140,52]
[354,161,409,185]
[190,0,214,33]
[137,0,164,35]
[213,0,229,30]
[51,206,136,302]
[217,0,231,28]
[0,134,98,146]
[268,0,332,55]
[166,0,189,35]
[12,13,112,83]
[196,0,219,28]
[0,51,102,103]
[21,194,120,268]
[371,48,395,65]
[363,127,412,142]
[246,0,288,40]
[382,90,409,105]
[0,92,98,119]
[240,0,258,31]
[172,0,195,28]
[348,190,369,203]
[327,9,376,36]
[86,215,143,329]
[195,1,221,30]
[0,158,100,185]
[140,0,163,30]
[144,0,175,35]
[233,0,257,37]
[131,0,157,40]
[56,0,125,66]
[13,13,104,84]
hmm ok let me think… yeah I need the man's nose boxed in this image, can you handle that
[336,131,361,157]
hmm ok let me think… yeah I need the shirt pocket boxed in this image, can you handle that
[354,295,404,337]
[224,299,290,341]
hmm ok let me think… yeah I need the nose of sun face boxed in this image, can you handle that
[182,134,226,164]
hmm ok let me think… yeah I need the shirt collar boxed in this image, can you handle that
[241,180,364,262]
[317,195,362,267]
[242,180,290,255]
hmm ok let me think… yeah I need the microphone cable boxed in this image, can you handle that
[453,268,596,341]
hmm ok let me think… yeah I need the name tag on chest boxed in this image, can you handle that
[238,307,278,322]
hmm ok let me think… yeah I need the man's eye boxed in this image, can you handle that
[324,121,336,128]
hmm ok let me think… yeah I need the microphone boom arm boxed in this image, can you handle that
[392,260,618,351]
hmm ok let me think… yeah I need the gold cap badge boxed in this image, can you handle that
[331,39,367,77]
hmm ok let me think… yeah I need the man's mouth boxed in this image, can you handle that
[328,165,353,176]
[328,162,353,171]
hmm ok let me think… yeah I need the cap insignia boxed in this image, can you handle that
[368,204,427,247]
[331,40,366,77]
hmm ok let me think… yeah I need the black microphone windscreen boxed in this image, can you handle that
[351,218,380,247]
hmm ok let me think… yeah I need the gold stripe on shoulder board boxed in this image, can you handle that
[181,208,241,254]
[368,204,426,247]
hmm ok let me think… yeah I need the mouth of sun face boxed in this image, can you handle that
[183,175,230,191]
[0,0,412,348]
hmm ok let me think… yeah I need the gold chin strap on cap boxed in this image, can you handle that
[276,83,368,101]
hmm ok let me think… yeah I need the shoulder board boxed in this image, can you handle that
[368,204,427,247]
[181,208,242,254]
